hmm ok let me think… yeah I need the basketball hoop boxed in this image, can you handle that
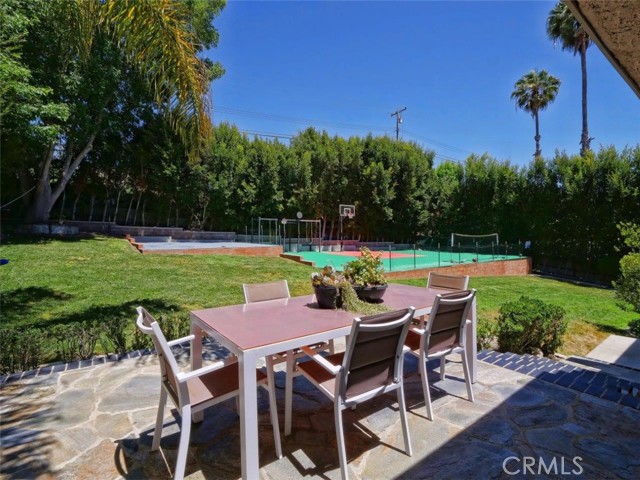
[346,213,354,220]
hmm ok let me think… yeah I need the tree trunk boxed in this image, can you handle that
[114,189,122,224]
[88,195,95,221]
[125,195,134,225]
[579,42,591,155]
[141,196,146,226]
[132,191,142,225]
[72,192,81,221]
[534,112,541,158]
[102,194,110,222]
[166,200,172,227]
[58,191,66,223]
[26,132,98,223]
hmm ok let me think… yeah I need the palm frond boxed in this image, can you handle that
[102,0,212,161]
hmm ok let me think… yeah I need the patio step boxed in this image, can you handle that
[478,350,640,410]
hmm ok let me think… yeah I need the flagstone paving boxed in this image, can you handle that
[2,345,639,480]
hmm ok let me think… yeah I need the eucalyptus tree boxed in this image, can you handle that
[547,1,592,155]
[3,0,224,223]
[511,69,561,158]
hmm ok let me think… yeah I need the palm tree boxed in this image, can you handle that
[547,1,592,155]
[511,69,561,158]
[26,0,217,223]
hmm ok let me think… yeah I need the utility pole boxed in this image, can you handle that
[390,107,406,141]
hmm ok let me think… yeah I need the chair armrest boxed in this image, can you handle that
[301,346,341,375]
[409,326,426,335]
[167,334,196,347]
[177,355,238,382]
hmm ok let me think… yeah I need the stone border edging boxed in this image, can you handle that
[478,350,640,410]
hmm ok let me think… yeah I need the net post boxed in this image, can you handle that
[388,244,392,272]
[458,243,461,264]
[413,244,416,270]
[438,242,441,267]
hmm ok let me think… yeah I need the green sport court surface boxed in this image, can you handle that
[295,248,522,272]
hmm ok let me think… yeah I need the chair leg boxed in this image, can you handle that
[439,357,446,380]
[329,339,336,355]
[284,352,295,436]
[419,354,434,420]
[152,387,168,451]
[334,404,349,480]
[396,386,413,457]
[461,350,475,403]
[174,404,192,480]
[265,355,276,426]
[263,381,283,459]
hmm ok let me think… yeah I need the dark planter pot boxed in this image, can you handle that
[353,284,388,303]
[313,285,342,309]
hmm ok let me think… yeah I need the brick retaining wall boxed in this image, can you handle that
[385,257,532,280]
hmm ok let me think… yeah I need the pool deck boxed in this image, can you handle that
[2,340,638,479]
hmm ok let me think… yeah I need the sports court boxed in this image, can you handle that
[296,247,521,272]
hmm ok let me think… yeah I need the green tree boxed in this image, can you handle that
[3,0,224,223]
[547,1,592,155]
[511,69,561,158]
[614,222,640,314]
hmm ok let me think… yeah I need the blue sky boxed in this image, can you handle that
[207,1,639,165]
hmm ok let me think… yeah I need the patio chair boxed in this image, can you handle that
[243,280,335,436]
[405,290,476,420]
[424,272,470,378]
[135,307,282,480]
[295,308,416,480]
[427,272,469,290]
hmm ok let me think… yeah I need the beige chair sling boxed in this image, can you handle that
[405,290,476,420]
[136,306,282,480]
[242,279,335,436]
[427,271,470,291]
[295,308,415,480]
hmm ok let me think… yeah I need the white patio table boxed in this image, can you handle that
[190,283,477,480]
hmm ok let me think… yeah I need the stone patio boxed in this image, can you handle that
[2,343,639,480]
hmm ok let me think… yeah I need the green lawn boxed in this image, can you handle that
[1,235,636,357]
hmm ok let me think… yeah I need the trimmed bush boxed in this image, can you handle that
[614,253,640,314]
[100,317,129,356]
[0,327,44,374]
[497,296,567,356]
[629,319,640,338]
[50,321,100,362]
[476,318,497,350]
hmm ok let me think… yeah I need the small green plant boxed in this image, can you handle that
[311,265,346,287]
[50,321,101,362]
[157,310,191,341]
[476,318,497,350]
[497,296,567,356]
[99,317,129,356]
[629,319,640,338]
[343,247,387,287]
[0,327,45,374]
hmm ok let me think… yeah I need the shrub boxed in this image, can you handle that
[629,319,640,338]
[614,253,640,314]
[50,321,101,362]
[0,327,44,374]
[157,310,191,341]
[99,317,129,356]
[476,318,496,350]
[497,296,567,356]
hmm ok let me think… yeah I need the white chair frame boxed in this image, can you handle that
[406,290,476,420]
[136,307,282,480]
[296,308,415,480]
[243,280,335,436]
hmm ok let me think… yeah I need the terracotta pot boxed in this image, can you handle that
[353,284,388,303]
[313,285,342,309]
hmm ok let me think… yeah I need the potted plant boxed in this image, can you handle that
[311,265,346,309]
[343,247,388,302]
